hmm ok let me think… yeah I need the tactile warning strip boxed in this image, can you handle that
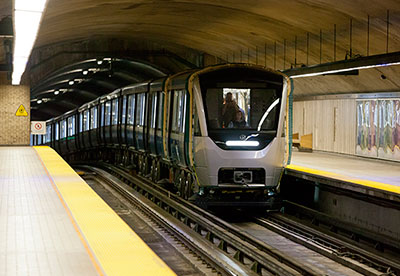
[34,146,176,276]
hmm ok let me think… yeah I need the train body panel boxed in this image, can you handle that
[193,136,284,188]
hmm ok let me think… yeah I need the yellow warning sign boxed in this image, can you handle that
[16,104,28,116]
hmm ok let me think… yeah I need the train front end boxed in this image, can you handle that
[191,64,289,208]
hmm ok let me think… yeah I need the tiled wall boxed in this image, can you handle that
[0,85,30,145]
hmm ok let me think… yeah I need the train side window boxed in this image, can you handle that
[60,119,67,139]
[100,103,105,127]
[37,135,42,145]
[79,112,83,132]
[55,122,60,140]
[172,90,186,133]
[46,125,52,142]
[127,95,135,125]
[150,93,157,128]
[90,107,98,129]
[136,93,145,126]
[105,101,111,126]
[83,109,90,131]
[157,92,164,130]
[122,96,127,124]
[67,116,75,136]
[112,98,119,125]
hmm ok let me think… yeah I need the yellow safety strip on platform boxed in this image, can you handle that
[33,146,176,276]
[286,164,400,194]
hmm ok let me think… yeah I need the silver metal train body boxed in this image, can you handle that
[33,64,290,208]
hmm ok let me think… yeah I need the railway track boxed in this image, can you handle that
[254,202,400,275]
[76,163,397,276]
[77,163,321,275]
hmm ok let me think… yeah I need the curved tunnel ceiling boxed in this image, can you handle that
[27,0,400,120]
[31,58,167,120]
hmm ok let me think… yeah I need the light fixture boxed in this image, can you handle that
[54,90,59,95]
[68,80,74,85]
[226,141,260,147]
[82,70,89,75]
[97,60,103,65]
[37,99,42,104]
[12,0,48,85]
[290,61,400,79]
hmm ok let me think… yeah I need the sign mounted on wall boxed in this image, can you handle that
[31,121,46,135]
[15,104,28,116]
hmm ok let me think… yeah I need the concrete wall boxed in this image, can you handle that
[293,99,357,155]
[0,85,30,145]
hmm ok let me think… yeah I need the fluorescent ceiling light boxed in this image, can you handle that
[290,61,400,79]
[54,90,59,95]
[68,80,74,85]
[12,0,48,85]
[226,141,260,147]
[37,99,42,104]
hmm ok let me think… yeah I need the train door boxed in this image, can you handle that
[45,124,52,146]
[126,94,136,148]
[135,93,146,150]
[104,100,112,144]
[99,102,105,145]
[168,89,188,167]
[111,98,119,145]
[148,92,158,155]
[120,95,127,146]
[156,92,164,155]
[67,115,76,152]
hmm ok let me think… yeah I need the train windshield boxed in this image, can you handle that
[200,67,284,149]
[205,88,280,131]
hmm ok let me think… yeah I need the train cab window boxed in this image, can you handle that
[46,125,52,142]
[60,119,67,139]
[136,93,146,126]
[112,99,119,125]
[83,110,90,131]
[204,87,280,131]
[171,90,186,133]
[105,101,111,126]
[122,96,127,125]
[90,107,98,129]
[100,103,105,127]
[55,123,60,141]
[37,135,42,145]
[68,116,75,136]
[127,95,135,125]
[150,93,158,128]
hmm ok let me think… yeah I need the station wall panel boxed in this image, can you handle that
[0,85,30,145]
[293,99,356,155]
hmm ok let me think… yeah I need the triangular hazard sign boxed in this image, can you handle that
[16,104,28,116]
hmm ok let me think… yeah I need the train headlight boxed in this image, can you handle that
[226,140,259,147]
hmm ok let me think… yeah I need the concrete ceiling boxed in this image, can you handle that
[19,0,400,119]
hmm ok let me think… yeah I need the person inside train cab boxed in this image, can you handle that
[233,108,246,128]
[222,92,238,127]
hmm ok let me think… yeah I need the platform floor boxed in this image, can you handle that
[288,150,400,194]
[0,146,175,276]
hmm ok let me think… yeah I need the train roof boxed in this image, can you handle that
[122,82,150,95]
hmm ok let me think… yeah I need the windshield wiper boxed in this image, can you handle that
[244,98,280,141]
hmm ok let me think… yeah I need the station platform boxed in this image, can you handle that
[0,146,175,276]
[286,151,400,201]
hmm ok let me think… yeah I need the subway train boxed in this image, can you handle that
[33,63,291,208]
